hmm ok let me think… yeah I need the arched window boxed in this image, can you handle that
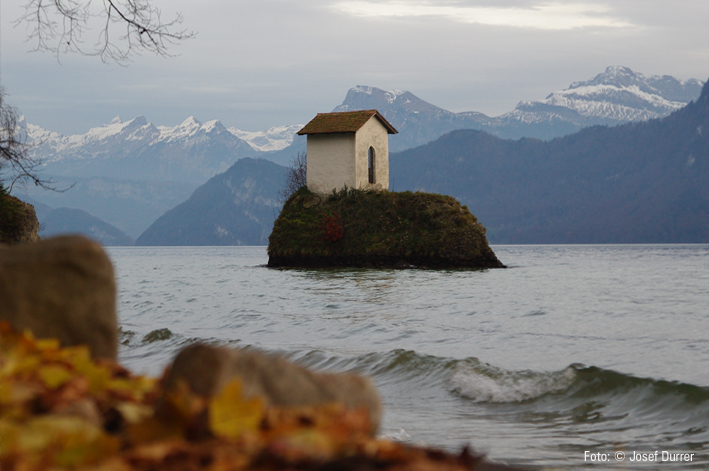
[368,147,375,184]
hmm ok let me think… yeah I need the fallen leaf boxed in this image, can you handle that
[209,379,264,440]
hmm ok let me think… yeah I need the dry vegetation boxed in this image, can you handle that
[0,323,507,471]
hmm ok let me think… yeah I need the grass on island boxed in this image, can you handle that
[268,187,501,267]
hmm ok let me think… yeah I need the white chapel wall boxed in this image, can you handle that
[354,117,389,191]
[306,133,356,194]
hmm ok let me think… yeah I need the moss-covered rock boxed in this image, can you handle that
[268,187,504,269]
[0,186,39,244]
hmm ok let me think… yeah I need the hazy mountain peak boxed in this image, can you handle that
[351,85,376,95]
[699,79,709,104]
[179,116,202,128]
[128,115,148,127]
[110,116,122,125]
[228,124,303,152]
[570,65,641,88]
[350,85,405,103]
[567,65,703,102]
[503,66,704,126]
[73,115,148,142]
[334,85,449,116]
[203,119,227,133]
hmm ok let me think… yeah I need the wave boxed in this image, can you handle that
[288,348,709,418]
[122,334,709,425]
[450,361,577,403]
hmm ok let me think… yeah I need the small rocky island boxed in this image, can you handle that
[269,109,504,269]
[268,187,504,269]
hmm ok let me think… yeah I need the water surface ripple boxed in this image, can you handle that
[110,244,709,470]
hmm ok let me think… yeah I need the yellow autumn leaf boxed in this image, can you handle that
[270,428,337,461]
[0,418,21,456]
[209,378,264,439]
[0,415,119,467]
[0,353,40,378]
[108,375,157,401]
[38,364,74,389]
[34,337,61,352]
[53,419,120,468]
[115,402,153,424]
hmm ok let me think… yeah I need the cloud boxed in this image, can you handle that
[331,1,634,30]
[4,0,707,135]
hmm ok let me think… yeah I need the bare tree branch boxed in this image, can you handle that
[0,88,64,193]
[279,152,307,203]
[16,0,196,64]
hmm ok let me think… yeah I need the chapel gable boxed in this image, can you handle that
[297,110,397,195]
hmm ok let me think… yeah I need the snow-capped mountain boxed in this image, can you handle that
[24,115,297,183]
[332,85,492,151]
[331,67,704,146]
[501,66,704,126]
[18,66,705,240]
[24,66,704,182]
[228,124,303,152]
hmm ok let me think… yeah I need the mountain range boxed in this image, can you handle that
[135,77,709,246]
[332,66,704,149]
[26,116,255,184]
[390,80,709,243]
[16,66,707,244]
[25,66,704,176]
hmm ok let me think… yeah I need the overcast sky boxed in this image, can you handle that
[2,0,708,135]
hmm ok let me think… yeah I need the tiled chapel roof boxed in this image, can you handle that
[297,110,398,135]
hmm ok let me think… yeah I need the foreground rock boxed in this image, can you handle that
[268,188,504,269]
[0,235,117,359]
[162,344,382,433]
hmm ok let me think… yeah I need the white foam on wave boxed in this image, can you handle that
[450,364,577,403]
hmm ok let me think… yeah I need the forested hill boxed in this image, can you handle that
[391,80,709,244]
[135,158,286,246]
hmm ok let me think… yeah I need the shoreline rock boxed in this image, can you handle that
[162,343,382,434]
[0,190,40,244]
[0,235,118,359]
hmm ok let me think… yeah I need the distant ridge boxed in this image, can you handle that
[24,66,703,177]
[390,77,709,243]
[334,67,704,148]
[20,66,705,242]
[135,158,286,246]
[27,199,134,246]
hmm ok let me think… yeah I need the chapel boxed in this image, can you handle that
[297,110,398,194]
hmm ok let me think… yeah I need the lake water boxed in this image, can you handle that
[109,244,709,470]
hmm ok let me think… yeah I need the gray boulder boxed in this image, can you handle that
[0,235,117,359]
[162,343,382,434]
